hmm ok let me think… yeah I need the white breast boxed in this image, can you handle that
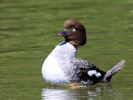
[42,42,76,84]
[42,55,70,84]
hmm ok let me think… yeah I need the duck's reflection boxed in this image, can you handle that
[41,88,76,100]
[41,84,113,100]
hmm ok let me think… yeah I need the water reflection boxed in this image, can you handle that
[41,84,116,100]
[41,88,75,100]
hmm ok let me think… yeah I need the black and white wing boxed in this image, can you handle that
[72,58,106,85]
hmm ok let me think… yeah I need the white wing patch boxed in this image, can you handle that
[96,72,101,77]
[87,70,101,78]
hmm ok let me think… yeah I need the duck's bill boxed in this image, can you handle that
[57,30,68,36]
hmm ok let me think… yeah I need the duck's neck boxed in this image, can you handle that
[69,41,79,49]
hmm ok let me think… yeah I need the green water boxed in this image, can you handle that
[0,0,133,100]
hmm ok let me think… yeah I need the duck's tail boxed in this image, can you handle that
[102,59,125,82]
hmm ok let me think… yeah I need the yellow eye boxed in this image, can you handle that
[72,28,76,32]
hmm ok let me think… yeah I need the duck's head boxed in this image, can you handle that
[58,19,87,47]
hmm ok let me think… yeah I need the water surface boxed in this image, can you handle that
[0,0,133,100]
[41,84,124,100]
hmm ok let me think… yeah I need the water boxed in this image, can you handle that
[0,0,133,100]
[41,84,122,100]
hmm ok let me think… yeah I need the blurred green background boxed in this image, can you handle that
[0,0,133,100]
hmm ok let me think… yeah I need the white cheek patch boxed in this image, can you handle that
[87,70,101,78]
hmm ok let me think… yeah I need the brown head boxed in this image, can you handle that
[58,19,87,46]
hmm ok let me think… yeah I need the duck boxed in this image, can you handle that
[42,19,125,85]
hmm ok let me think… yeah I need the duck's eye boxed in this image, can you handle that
[72,28,76,32]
